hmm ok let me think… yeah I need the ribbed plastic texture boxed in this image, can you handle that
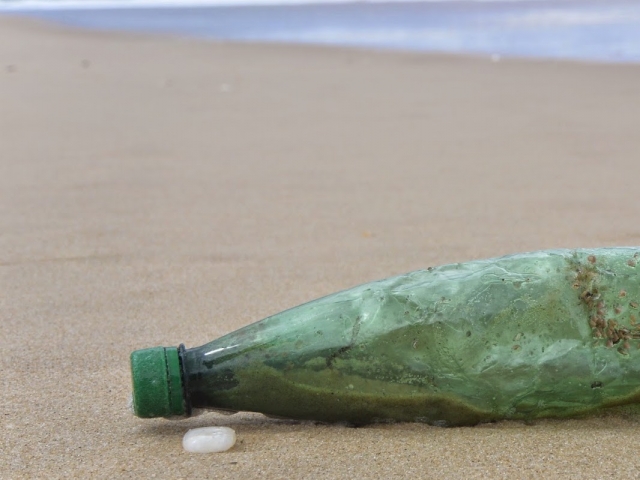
[130,346,185,418]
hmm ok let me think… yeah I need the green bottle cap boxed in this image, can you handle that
[130,346,186,418]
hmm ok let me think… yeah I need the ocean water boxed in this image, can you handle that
[2,0,640,63]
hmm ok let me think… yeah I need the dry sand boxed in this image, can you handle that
[2,15,640,479]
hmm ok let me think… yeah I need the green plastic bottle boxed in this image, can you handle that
[130,248,640,426]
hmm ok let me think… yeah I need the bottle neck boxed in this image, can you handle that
[177,343,193,416]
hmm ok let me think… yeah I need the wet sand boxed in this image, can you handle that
[2,16,640,479]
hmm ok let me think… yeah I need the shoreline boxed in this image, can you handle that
[3,13,640,68]
[3,0,640,64]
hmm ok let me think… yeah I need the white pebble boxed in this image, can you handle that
[182,427,236,453]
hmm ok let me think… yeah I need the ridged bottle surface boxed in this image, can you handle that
[182,248,640,425]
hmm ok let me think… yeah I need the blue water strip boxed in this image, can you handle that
[5,1,640,63]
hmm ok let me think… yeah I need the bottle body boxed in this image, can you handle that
[132,248,640,425]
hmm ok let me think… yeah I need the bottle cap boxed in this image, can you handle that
[130,346,186,418]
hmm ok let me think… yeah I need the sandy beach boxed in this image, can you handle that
[2,15,640,478]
